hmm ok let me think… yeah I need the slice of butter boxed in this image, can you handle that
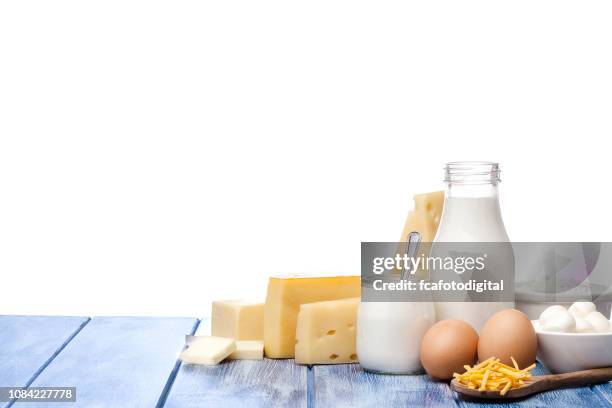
[180,336,236,365]
[228,341,264,360]
[295,297,359,364]
[400,191,444,243]
[264,275,361,358]
[212,300,264,340]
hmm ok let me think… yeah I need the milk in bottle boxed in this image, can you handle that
[433,162,514,331]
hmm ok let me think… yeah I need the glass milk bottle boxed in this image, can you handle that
[433,162,514,331]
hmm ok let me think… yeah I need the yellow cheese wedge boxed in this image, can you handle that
[400,191,444,243]
[228,341,264,360]
[295,297,359,364]
[264,275,361,358]
[212,300,264,340]
[180,336,236,365]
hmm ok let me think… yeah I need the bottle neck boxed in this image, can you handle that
[436,162,508,242]
[446,182,500,199]
[444,162,501,199]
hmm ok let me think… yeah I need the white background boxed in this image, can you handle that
[1,1,611,316]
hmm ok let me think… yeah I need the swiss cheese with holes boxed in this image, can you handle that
[295,297,359,364]
[399,191,444,242]
[264,275,360,358]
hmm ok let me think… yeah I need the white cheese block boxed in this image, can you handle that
[212,299,264,340]
[228,341,264,360]
[180,336,236,365]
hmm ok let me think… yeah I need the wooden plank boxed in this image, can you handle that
[0,315,89,407]
[592,381,612,406]
[312,364,457,408]
[162,357,308,408]
[161,319,308,408]
[13,316,197,408]
[455,363,611,408]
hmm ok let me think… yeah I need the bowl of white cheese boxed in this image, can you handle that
[532,302,612,373]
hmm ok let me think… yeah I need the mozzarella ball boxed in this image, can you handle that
[568,302,596,319]
[574,316,595,333]
[539,305,568,326]
[540,310,576,332]
[585,311,611,333]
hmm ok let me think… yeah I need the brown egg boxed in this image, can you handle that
[420,320,479,380]
[478,309,537,369]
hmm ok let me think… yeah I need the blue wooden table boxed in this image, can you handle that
[1,316,611,407]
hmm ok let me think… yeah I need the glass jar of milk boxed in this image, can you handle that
[433,162,514,331]
[357,301,435,374]
[357,235,435,374]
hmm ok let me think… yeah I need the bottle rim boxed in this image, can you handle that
[444,161,501,184]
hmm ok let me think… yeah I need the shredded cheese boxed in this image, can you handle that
[511,356,519,370]
[453,357,535,396]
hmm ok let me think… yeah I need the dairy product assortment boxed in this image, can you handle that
[179,162,611,398]
[182,275,361,366]
[538,302,612,333]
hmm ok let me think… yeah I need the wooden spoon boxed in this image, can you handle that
[451,367,612,399]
